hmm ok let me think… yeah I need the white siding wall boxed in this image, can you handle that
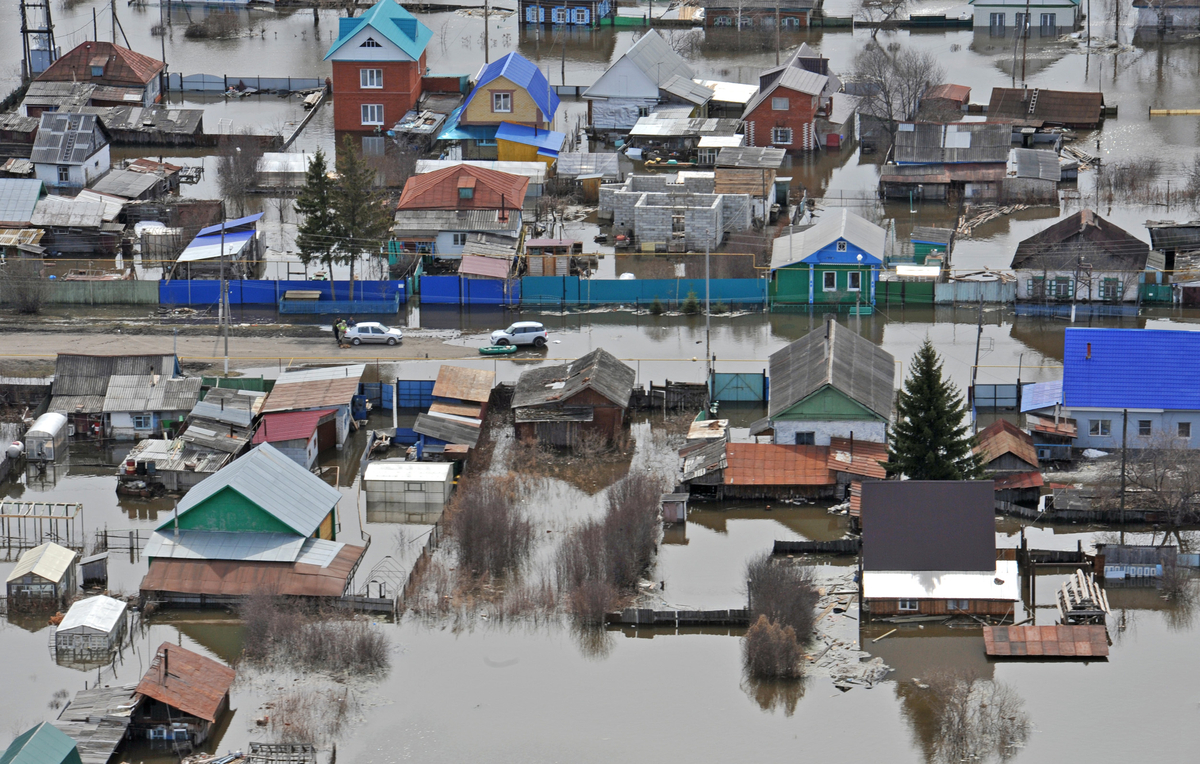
[773,420,887,446]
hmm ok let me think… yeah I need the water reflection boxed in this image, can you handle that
[897,669,1031,764]
[741,674,807,717]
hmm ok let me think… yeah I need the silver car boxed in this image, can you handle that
[344,321,403,346]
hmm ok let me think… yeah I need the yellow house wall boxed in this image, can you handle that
[497,139,556,167]
[463,75,544,126]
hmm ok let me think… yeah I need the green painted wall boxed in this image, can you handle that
[770,264,872,305]
[775,385,885,422]
[162,487,298,535]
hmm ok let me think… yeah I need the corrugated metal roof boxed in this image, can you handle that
[398,164,528,212]
[31,196,105,228]
[31,113,107,166]
[925,83,971,103]
[392,208,523,237]
[628,116,741,138]
[135,643,235,723]
[164,443,342,537]
[56,595,126,635]
[190,388,265,427]
[1062,327,1200,410]
[458,254,512,279]
[81,104,203,136]
[6,542,77,584]
[770,209,887,270]
[768,319,895,420]
[1007,148,1061,181]
[988,87,1103,127]
[743,66,829,116]
[723,443,834,486]
[827,437,888,479]
[263,365,364,413]
[433,365,495,403]
[0,723,82,764]
[196,212,263,237]
[715,146,786,169]
[864,560,1020,601]
[695,79,760,105]
[511,349,636,410]
[73,190,124,222]
[975,419,1039,469]
[251,408,336,444]
[680,437,727,481]
[1020,380,1063,412]
[494,122,566,153]
[0,179,45,226]
[993,470,1044,490]
[101,375,200,413]
[910,226,953,245]
[413,412,481,446]
[621,29,695,86]
[323,0,432,61]
[363,460,455,482]
[177,230,255,263]
[660,74,714,105]
[123,437,231,476]
[88,169,161,200]
[984,624,1108,658]
[893,122,1011,164]
[139,542,365,599]
[1011,209,1148,271]
[464,52,560,120]
[144,530,346,567]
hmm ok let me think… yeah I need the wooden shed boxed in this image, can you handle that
[5,542,77,606]
[54,595,127,655]
[511,349,635,448]
[132,642,235,746]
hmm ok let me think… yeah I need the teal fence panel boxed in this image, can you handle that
[520,277,766,306]
[710,372,767,403]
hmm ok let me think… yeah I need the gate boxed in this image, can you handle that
[709,372,767,403]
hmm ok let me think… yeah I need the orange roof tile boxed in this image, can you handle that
[38,41,163,89]
[827,437,888,479]
[397,164,528,211]
[975,419,1039,469]
[984,624,1108,658]
[723,443,834,486]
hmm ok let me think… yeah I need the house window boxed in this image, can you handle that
[362,136,385,155]
[1179,422,1192,439]
[361,104,384,125]
[1100,277,1120,301]
[947,599,969,611]
[553,7,567,23]
[406,482,424,491]
[132,414,152,429]
[1052,277,1074,299]
[452,233,468,246]
[360,37,382,47]
[771,97,789,111]
[360,68,383,88]
[898,599,919,611]
[90,65,104,77]
[794,431,815,445]
[575,8,588,23]
[1026,276,1045,298]
[57,166,70,183]
[714,15,733,25]
[1089,419,1111,437]
[1014,12,1029,33]
[848,271,862,291]
[638,106,652,117]
[771,127,792,145]
[836,240,848,252]
[1040,13,1056,33]
[823,271,837,291]
[1139,420,1152,437]
[459,187,474,200]
[492,92,512,113]
[989,12,1005,34]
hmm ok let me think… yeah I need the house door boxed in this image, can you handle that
[317,419,337,452]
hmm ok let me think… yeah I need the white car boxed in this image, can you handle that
[490,321,548,347]
[344,322,403,346]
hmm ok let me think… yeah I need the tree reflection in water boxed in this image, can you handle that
[899,670,1031,763]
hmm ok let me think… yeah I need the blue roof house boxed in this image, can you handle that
[768,209,887,312]
[1032,327,1200,450]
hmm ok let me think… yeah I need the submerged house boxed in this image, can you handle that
[252,408,338,470]
[511,348,635,447]
[132,643,235,746]
[48,353,195,440]
[518,0,613,25]
[442,52,561,158]
[583,30,696,130]
[761,318,895,446]
[968,0,1080,32]
[703,0,818,27]
[987,87,1102,129]
[140,444,366,605]
[413,364,496,451]
[769,209,887,308]
[742,44,849,152]
[974,419,1043,504]
[5,542,77,606]
[861,480,1020,618]
[1012,209,1153,305]
[30,112,111,193]
[35,41,164,109]
[260,364,365,447]
[171,213,265,280]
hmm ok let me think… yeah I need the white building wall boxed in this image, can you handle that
[1136,7,1200,27]
[1064,408,1200,450]
[971,1,1079,29]
[773,420,887,446]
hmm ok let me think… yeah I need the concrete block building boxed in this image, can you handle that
[597,173,751,250]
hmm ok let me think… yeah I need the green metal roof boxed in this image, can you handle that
[0,723,82,764]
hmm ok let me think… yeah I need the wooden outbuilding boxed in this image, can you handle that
[132,643,235,746]
[511,349,635,448]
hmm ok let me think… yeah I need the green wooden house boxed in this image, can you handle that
[769,210,887,311]
[0,723,82,764]
[761,317,895,446]
[156,442,342,541]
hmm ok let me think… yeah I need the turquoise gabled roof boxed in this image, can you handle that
[0,724,81,764]
[324,0,433,61]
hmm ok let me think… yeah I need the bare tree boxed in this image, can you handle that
[911,671,1031,763]
[855,0,909,39]
[216,131,265,218]
[851,43,945,145]
[0,259,47,314]
[1099,436,1200,536]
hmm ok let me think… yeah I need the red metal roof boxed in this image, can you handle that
[38,41,164,88]
[827,437,888,480]
[924,83,971,103]
[975,419,1039,469]
[984,624,1109,658]
[397,164,528,211]
[723,443,834,486]
[252,408,336,444]
[135,642,236,722]
[139,543,365,599]
[1027,413,1078,439]
[993,471,1045,491]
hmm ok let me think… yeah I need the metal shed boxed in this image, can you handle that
[54,595,127,655]
[363,460,456,522]
[5,542,77,605]
[25,412,69,461]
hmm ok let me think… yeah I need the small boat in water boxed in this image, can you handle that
[479,345,518,356]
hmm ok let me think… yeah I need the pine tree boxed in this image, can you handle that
[293,148,341,278]
[886,339,984,480]
[331,135,393,299]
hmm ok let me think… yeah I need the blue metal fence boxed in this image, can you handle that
[520,276,767,307]
[395,380,435,408]
[279,296,400,314]
[419,276,520,305]
[160,280,406,306]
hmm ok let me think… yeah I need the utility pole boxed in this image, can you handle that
[1119,409,1128,532]
[111,0,116,44]
[1021,0,1031,85]
[483,0,489,64]
[219,202,228,377]
[971,292,983,434]
[705,229,711,377]
[775,2,781,66]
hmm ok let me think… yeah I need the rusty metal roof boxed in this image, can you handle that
[433,365,495,403]
[1026,413,1077,438]
[988,87,1104,128]
[993,471,1044,491]
[984,624,1109,658]
[139,543,365,600]
[827,437,888,480]
[974,419,1039,470]
[135,642,235,722]
[723,443,834,486]
[263,365,364,413]
[924,84,970,103]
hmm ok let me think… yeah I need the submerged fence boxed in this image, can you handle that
[168,73,324,93]
[517,276,768,307]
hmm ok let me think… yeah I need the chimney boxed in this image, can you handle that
[1086,342,1092,360]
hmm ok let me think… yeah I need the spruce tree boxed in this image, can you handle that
[331,135,393,298]
[293,148,341,278]
[886,339,984,480]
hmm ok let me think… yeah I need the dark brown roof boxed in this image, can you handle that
[987,87,1104,128]
[397,164,528,211]
[38,41,164,89]
[984,625,1109,658]
[860,481,996,572]
[1011,209,1149,271]
[974,419,1039,470]
[511,348,635,410]
[135,642,235,722]
[139,543,365,599]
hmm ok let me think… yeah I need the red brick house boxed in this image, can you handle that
[323,0,432,133]
[742,44,845,152]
